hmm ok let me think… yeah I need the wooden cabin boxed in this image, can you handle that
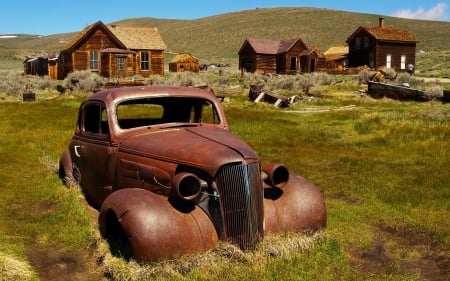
[346,17,418,72]
[57,21,166,80]
[323,46,349,71]
[238,38,317,75]
[169,53,199,72]
[23,53,58,78]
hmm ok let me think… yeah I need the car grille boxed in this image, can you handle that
[215,162,264,249]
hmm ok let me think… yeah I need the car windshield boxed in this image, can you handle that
[116,97,221,129]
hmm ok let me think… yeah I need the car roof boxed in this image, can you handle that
[87,85,218,105]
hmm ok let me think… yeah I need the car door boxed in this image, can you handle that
[70,101,115,208]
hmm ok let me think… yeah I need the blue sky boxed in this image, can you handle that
[0,0,448,35]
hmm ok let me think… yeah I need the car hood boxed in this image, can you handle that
[118,126,258,174]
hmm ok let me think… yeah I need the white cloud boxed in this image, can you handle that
[391,2,448,21]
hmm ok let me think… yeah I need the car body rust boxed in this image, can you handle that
[59,85,326,263]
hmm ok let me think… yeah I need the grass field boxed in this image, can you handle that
[0,81,449,280]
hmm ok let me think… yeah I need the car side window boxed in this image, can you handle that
[82,103,109,135]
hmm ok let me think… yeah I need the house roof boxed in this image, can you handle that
[61,21,166,52]
[323,46,349,61]
[169,53,199,63]
[107,24,167,50]
[241,38,306,55]
[60,21,125,52]
[324,46,349,56]
[346,26,418,43]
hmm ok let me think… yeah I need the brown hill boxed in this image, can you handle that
[2,7,450,63]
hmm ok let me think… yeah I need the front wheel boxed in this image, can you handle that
[103,210,133,260]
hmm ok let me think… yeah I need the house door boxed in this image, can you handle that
[310,59,316,72]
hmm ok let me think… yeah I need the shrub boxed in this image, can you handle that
[0,70,60,97]
[63,70,107,93]
[357,69,376,84]
[424,84,443,100]
[395,73,423,88]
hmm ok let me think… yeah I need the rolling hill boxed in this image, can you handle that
[1,7,450,64]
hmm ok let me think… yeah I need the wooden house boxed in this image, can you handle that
[323,46,349,71]
[57,21,166,80]
[23,53,58,78]
[169,53,199,72]
[346,17,418,72]
[238,38,317,75]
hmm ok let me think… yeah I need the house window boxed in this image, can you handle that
[363,37,370,49]
[290,56,297,70]
[400,55,406,70]
[386,54,392,68]
[89,50,99,70]
[141,51,150,71]
[355,37,361,50]
[118,56,126,70]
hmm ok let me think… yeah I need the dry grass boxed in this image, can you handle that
[0,252,36,281]
[93,229,324,281]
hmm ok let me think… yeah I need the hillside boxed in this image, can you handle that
[2,7,450,64]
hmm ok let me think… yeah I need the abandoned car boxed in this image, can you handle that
[59,85,326,262]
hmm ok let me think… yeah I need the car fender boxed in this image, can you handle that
[263,172,327,234]
[99,188,219,263]
[59,149,73,184]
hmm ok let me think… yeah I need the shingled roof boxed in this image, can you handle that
[346,18,418,43]
[107,24,167,50]
[243,38,306,54]
[169,53,199,63]
[61,21,166,52]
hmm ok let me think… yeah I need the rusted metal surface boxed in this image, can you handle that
[60,85,326,263]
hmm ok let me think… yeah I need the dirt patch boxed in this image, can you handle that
[347,223,450,280]
[26,245,107,281]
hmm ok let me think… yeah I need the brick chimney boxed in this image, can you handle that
[379,17,385,28]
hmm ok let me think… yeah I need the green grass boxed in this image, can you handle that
[0,99,93,280]
[0,86,449,280]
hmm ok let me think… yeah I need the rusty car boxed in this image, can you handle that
[59,85,326,263]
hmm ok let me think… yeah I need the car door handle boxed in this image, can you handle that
[74,145,81,157]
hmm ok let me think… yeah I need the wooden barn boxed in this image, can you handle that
[238,38,318,75]
[57,21,166,80]
[346,17,418,72]
[23,53,58,78]
[169,53,199,72]
[323,46,349,71]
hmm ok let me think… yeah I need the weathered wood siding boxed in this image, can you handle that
[375,42,416,71]
[255,54,277,74]
[58,29,118,79]
[347,28,416,72]
[48,60,58,79]
[169,54,199,72]
[150,51,164,76]
[57,23,166,79]
[278,41,306,74]
[239,43,257,72]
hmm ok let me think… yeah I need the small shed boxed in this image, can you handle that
[23,53,59,78]
[169,53,199,72]
[323,46,349,71]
